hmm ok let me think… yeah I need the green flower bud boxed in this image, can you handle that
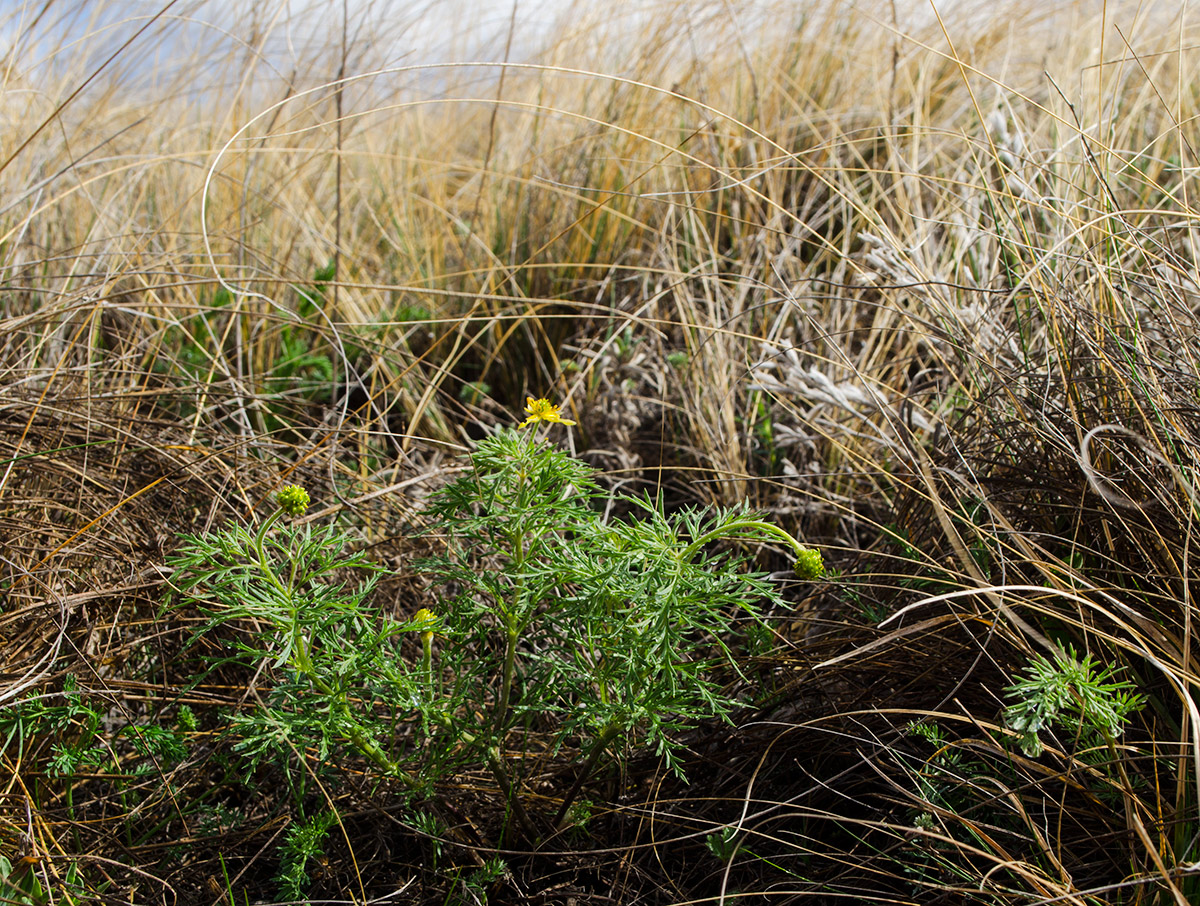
[276,484,310,516]
[793,547,824,581]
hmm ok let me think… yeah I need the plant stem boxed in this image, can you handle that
[257,506,420,789]
[252,509,291,600]
[681,516,807,562]
[65,773,83,853]
[290,630,419,788]
[552,723,622,832]
[252,507,284,563]
[485,746,539,843]
[494,626,519,735]
[421,632,434,691]
[494,463,530,736]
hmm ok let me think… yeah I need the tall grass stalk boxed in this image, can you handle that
[2,0,1199,901]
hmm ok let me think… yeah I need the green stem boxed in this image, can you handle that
[252,508,284,564]
[552,723,622,832]
[65,773,82,853]
[681,517,807,562]
[494,487,529,736]
[421,632,434,691]
[494,626,519,736]
[485,746,539,843]
[252,509,291,600]
[451,725,534,839]
[313,665,417,786]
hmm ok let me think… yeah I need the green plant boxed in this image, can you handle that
[462,855,508,905]
[166,400,823,844]
[1,675,101,763]
[0,674,198,863]
[749,392,778,475]
[275,811,337,902]
[0,855,47,906]
[706,825,741,863]
[899,719,978,826]
[166,484,424,793]
[703,822,808,879]
[419,399,821,836]
[1004,646,1145,757]
[0,852,85,906]
[459,380,491,404]
[560,797,594,840]
[150,287,230,388]
[265,327,333,400]
[410,809,448,868]
[261,271,336,431]
[1,675,107,844]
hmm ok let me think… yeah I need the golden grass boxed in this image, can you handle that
[3,0,1200,901]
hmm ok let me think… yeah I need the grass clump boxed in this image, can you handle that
[3,0,1200,902]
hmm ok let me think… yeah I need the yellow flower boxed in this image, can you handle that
[412,608,439,640]
[413,608,438,678]
[521,397,576,427]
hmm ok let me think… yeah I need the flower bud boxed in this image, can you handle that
[276,484,310,516]
[413,608,439,641]
[793,547,825,581]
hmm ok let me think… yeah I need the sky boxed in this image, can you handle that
[0,0,963,78]
[0,0,1070,107]
[2,0,890,117]
[0,0,621,81]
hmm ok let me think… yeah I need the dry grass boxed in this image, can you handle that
[2,0,1200,902]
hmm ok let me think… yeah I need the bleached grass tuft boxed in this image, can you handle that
[2,0,1200,901]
